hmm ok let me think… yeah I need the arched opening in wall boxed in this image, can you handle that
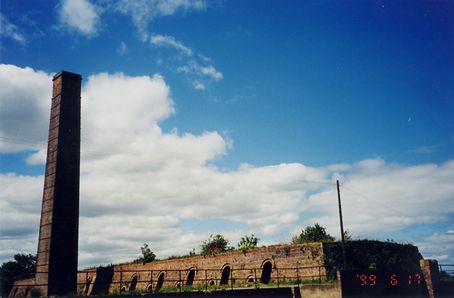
[129,275,138,291]
[260,260,272,284]
[175,281,182,289]
[246,275,255,284]
[186,268,196,285]
[147,283,153,292]
[220,265,231,285]
[121,286,127,292]
[208,279,215,286]
[156,272,165,292]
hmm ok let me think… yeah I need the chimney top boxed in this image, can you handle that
[53,70,82,81]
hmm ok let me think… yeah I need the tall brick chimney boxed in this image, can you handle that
[35,71,81,296]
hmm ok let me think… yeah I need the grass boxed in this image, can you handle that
[107,278,338,296]
[265,278,336,288]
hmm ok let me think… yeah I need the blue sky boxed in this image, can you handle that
[1,0,453,268]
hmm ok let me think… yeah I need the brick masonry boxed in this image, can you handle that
[23,71,81,297]
[77,243,327,295]
[420,259,440,298]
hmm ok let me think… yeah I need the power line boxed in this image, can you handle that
[340,183,414,220]
[0,136,109,158]
[297,178,336,186]
[0,136,422,221]
[0,136,47,147]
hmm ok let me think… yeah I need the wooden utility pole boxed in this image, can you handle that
[337,179,347,270]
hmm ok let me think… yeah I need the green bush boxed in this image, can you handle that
[201,234,233,255]
[134,243,156,263]
[323,240,422,276]
[238,234,259,252]
[0,254,36,296]
[291,223,335,244]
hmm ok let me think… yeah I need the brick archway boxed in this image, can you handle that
[129,274,138,291]
[260,260,273,284]
[186,268,196,285]
[156,272,165,292]
[220,264,231,285]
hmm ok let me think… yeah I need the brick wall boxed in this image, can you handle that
[420,259,440,298]
[9,278,34,298]
[77,243,326,295]
[299,284,341,298]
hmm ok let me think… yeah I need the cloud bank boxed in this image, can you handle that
[1,64,453,267]
[0,65,51,152]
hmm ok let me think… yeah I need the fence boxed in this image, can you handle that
[76,264,332,295]
[11,265,333,296]
[439,264,454,281]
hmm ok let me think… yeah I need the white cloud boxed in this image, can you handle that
[1,65,453,268]
[115,0,153,41]
[26,148,47,165]
[52,1,220,89]
[0,14,26,44]
[193,81,206,90]
[58,0,100,37]
[81,72,176,156]
[0,173,42,237]
[150,34,193,56]
[0,64,51,153]
[415,144,440,154]
[115,0,206,40]
[176,62,223,81]
[151,34,223,90]
[156,0,206,16]
[54,0,207,40]
[117,41,128,55]
[198,65,223,81]
[415,231,454,262]
[304,159,454,237]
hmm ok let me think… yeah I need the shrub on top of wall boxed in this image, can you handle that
[323,240,423,275]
